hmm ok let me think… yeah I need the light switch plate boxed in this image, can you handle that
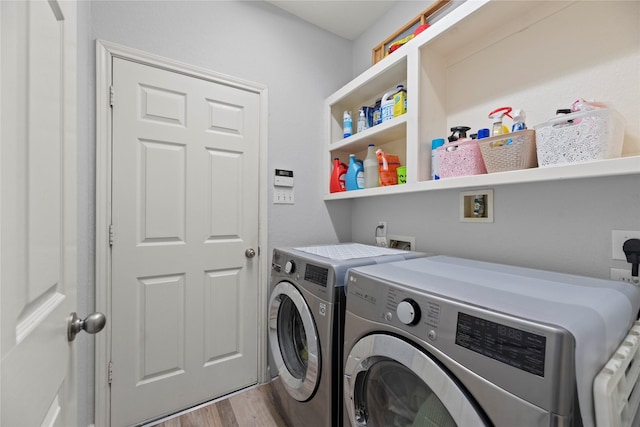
[273,188,294,204]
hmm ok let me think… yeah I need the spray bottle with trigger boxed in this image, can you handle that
[488,107,513,136]
[448,126,472,142]
[511,109,527,132]
[488,106,513,147]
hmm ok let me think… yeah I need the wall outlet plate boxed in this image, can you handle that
[612,230,640,261]
[378,221,387,237]
[376,236,388,247]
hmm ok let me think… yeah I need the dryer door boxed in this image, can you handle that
[268,281,320,402]
[344,334,488,427]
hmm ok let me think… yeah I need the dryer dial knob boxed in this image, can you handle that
[397,299,421,325]
[284,261,296,274]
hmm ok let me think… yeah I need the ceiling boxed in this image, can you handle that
[265,1,399,40]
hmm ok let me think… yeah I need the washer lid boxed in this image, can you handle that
[294,243,411,261]
[275,243,426,287]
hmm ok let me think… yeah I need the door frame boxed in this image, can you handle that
[94,40,269,427]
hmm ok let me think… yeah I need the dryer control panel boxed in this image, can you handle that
[304,264,329,287]
[455,311,547,377]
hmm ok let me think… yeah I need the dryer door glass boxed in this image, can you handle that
[345,334,487,427]
[268,281,320,402]
[356,360,456,427]
[277,295,308,379]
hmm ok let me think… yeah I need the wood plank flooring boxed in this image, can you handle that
[148,383,289,427]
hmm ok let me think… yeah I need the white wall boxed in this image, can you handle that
[77,2,354,425]
[347,1,640,278]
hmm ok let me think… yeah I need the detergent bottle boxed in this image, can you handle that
[329,158,347,193]
[488,107,513,136]
[372,98,382,126]
[345,154,364,190]
[364,144,379,188]
[393,85,407,117]
[380,90,396,123]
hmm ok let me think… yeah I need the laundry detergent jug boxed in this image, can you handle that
[330,158,347,193]
[380,90,395,123]
[345,154,364,190]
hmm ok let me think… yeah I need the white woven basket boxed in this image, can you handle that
[534,108,625,167]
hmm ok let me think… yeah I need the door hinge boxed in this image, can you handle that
[108,361,113,385]
[109,85,115,107]
[109,224,114,246]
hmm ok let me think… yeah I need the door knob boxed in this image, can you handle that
[67,312,106,342]
[245,248,256,258]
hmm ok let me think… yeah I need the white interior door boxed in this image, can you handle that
[109,57,261,426]
[1,1,78,426]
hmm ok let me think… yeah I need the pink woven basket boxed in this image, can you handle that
[438,139,487,178]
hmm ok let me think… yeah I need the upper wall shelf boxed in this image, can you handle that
[324,156,640,200]
[323,0,640,200]
[330,116,407,153]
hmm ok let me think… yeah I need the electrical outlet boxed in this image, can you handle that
[378,221,387,237]
[610,268,640,285]
[612,230,640,261]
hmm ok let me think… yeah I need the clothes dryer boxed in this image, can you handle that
[343,256,640,427]
[268,243,425,427]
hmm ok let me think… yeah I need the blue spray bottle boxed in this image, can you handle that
[511,109,527,132]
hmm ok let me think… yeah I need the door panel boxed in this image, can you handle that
[137,273,186,384]
[204,269,242,362]
[139,140,186,242]
[110,57,260,426]
[1,1,77,426]
[206,149,242,237]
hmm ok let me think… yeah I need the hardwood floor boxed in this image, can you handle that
[148,383,289,427]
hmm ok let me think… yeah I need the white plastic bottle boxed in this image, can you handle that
[357,109,368,133]
[343,111,352,138]
[380,90,395,122]
[364,144,379,188]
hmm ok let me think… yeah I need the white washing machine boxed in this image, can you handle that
[268,243,426,427]
[343,256,640,427]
